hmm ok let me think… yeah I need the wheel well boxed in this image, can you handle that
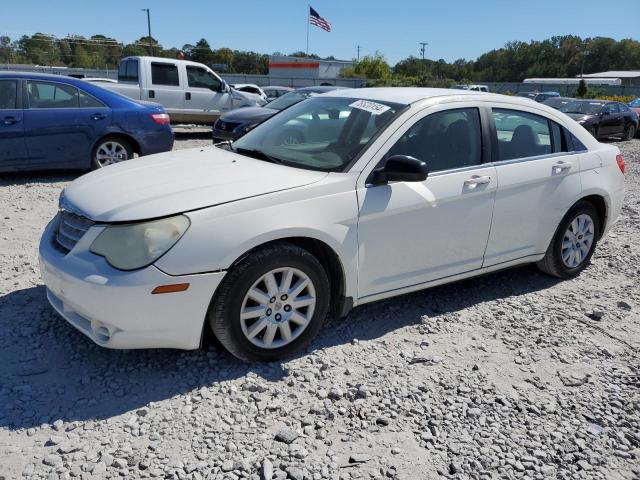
[232,237,349,318]
[93,133,141,156]
[580,195,607,239]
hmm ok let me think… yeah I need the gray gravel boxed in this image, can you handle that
[1,133,639,480]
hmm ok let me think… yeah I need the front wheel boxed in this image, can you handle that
[208,243,330,362]
[537,201,600,279]
[92,137,133,169]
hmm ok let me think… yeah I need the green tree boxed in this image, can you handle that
[341,53,391,79]
[576,79,588,98]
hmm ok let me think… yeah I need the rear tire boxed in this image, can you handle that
[624,124,636,141]
[92,137,134,169]
[537,201,600,279]
[208,242,330,362]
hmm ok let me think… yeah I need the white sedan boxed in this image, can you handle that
[39,88,625,362]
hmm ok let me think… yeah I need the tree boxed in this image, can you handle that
[341,53,391,79]
[576,79,588,98]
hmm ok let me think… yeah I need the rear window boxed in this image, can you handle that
[0,80,17,109]
[151,63,179,86]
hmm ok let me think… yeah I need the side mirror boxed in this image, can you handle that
[369,155,429,185]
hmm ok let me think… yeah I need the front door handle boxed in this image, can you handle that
[464,175,491,189]
[91,113,107,121]
[148,90,155,99]
[2,116,19,125]
[553,160,573,174]
[185,92,191,100]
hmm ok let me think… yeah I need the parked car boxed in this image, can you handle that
[560,99,638,140]
[542,96,574,110]
[230,84,268,102]
[40,88,624,361]
[516,91,561,103]
[102,56,264,124]
[0,72,173,173]
[451,84,489,92]
[263,86,294,101]
[628,98,640,116]
[212,86,347,142]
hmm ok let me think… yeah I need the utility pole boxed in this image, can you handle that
[356,45,361,62]
[419,42,428,78]
[580,43,590,78]
[141,8,152,55]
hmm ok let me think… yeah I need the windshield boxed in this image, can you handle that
[560,101,604,115]
[630,98,640,107]
[232,96,404,172]
[265,91,315,111]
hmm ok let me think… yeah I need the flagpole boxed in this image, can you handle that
[306,4,310,54]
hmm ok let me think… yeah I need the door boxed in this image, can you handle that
[23,80,88,168]
[184,65,228,120]
[599,103,622,136]
[146,61,184,116]
[0,79,28,168]
[483,108,582,266]
[357,107,497,298]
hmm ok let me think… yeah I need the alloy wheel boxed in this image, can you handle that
[95,141,129,167]
[561,214,595,268]
[239,267,316,349]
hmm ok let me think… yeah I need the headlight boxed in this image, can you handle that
[90,215,190,271]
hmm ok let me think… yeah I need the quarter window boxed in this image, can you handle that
[0,80,17,109]
[186,66,221,90]
[27,81,79,109]
[79,90,106,108]
[151,63,179,86]
[492,109,552,161]
[118,59,139,82]
[386,108,482,173]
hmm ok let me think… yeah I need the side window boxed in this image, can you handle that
[604,103,619,114]
[492,109,551,161]
[151,63,179,86]
[619,104,630,112]
[186,66,221,90]
[27,81,79,109]
[0,80,17,109]
[78,90,106,108]
[565,128,588,152]
[387,108,482,173]
[118,60,139,82]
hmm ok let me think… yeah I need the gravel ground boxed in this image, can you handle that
[1,132,639,480]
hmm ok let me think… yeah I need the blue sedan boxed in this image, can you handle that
[0,72,174,173]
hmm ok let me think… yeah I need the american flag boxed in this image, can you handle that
[309,6,332,32]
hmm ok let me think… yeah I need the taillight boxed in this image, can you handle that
[616,154,625,174]
[151,113,170,125]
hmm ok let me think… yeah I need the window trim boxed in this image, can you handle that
[25,80,81,110]
[0,78,21,110]
[150,62,180,87]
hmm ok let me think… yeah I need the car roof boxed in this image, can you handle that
[296,86,349,93]
[0,71,87,83]
[322,87,481,105]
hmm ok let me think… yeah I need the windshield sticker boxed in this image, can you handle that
[349,100,391,115]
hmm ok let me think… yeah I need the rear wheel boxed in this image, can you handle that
[537,201,600,279]
[92,137,133,169]
[209,243,330,362]
[624,124,636,141]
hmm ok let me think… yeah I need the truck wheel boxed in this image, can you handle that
[92,137,134,169]
[208,242,330,362]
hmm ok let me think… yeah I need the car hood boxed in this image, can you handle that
[220,106,278,123]
[61,148,328,223]
[566,113,596,122]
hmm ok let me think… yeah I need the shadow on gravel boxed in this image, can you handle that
[0,171,81,186]
[173,129,212,140]
[0,265,560,430]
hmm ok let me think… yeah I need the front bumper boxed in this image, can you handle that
[39,216,225,350]
[211,126,241,142]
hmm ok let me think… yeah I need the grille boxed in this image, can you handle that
[54,211,94,254]
[214,119,241,132]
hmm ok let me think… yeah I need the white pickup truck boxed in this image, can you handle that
[102,56,265,124]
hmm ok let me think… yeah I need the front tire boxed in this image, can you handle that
[537,201,600,279]
[209,243,330,362]
[92,137,134,169]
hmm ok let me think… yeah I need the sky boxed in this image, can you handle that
[2,0,639,64]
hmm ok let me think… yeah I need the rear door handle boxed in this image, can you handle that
[553,160,573,174]
[2,116,19,125]
[185,92,191,100]
[464,175,491,188]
